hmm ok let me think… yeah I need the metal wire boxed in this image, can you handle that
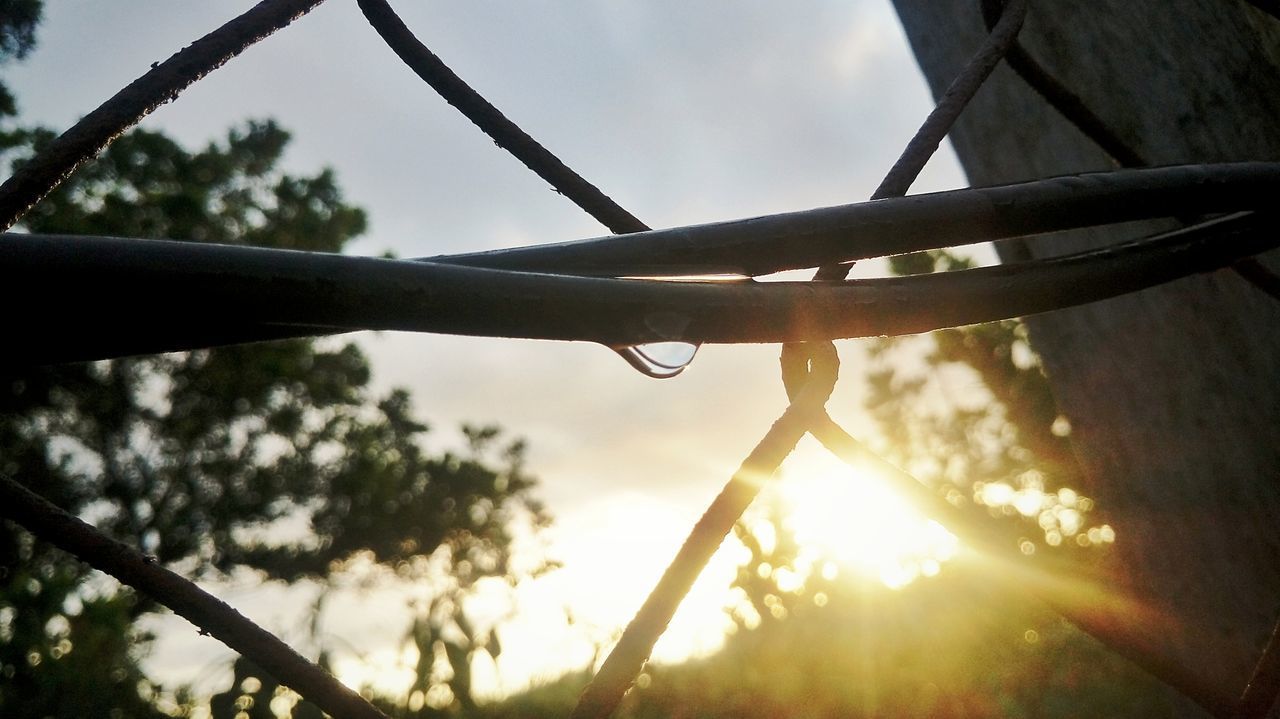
[440,163,1279,277]
[571,343,840,719]
[0,473,390,719]
[1236,619,1280,719]
[0,0,1275,717]
[353,0,682,376]
[977,0,1280,303]
[356,0,646,236]
[571,1,1035,714]
[6,211,1274,364]
[0,0,328,232]
[867,0,1027,200]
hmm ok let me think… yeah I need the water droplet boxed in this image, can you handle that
[614,310,699,378]
[617,342,699,379]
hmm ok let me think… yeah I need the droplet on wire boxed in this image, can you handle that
[615,309,699,378]
[617,342,699,378]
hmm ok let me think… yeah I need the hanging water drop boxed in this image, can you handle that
[613,309,702,377]
[617,342,699,379]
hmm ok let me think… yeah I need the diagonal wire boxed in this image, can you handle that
[571,344,839,719]
[356,0,646,236]
[0,0,328,231]
[977,0,1143,167]
[797,409,1241,718]
[813,0,1028,282]
[868,0,1028,201]
[356,0,694,377]
[0,472,390,719]
[977,0,1280,301]
[1235,618,1280,719]
[572,2,1030,716]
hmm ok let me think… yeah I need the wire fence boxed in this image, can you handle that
[1,1,1278,718]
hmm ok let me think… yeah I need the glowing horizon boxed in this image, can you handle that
[773,444,961,591]
[325,440,974,703]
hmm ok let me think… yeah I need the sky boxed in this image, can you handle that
[5,0,973,703]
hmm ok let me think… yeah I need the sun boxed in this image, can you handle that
[768,442,959,589]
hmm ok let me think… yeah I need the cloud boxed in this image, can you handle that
[9,0,969,697]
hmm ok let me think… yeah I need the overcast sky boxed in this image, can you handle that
[7,0,970,700]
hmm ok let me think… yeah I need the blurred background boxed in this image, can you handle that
[0,2,1170,716]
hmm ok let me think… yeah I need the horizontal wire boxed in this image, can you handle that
[578,2,1015,712]
[356,0,677,375]
[430,163,1280,276]
[978,0,1280,302]
[5,206,1273,359]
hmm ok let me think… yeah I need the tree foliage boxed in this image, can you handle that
[0,0,41,117]
[468,481,1168,719]
[862,250,1111,553]
[0,119,544,717]
[520,246,1147,718]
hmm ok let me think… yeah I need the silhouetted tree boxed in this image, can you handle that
[0,110,544,718]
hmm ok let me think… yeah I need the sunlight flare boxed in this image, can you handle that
[774,443,959,590]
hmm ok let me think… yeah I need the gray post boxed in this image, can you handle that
[891,0,1280,713]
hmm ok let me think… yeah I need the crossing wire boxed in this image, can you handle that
[0,1,1277,718]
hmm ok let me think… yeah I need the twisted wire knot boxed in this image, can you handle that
[780,340,840,408]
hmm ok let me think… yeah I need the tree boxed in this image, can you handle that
[862,250,1108,555]
[0,0,41,118]
[0,118,545,716]
[889,1,1280,713]
[468,481,1171,718]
